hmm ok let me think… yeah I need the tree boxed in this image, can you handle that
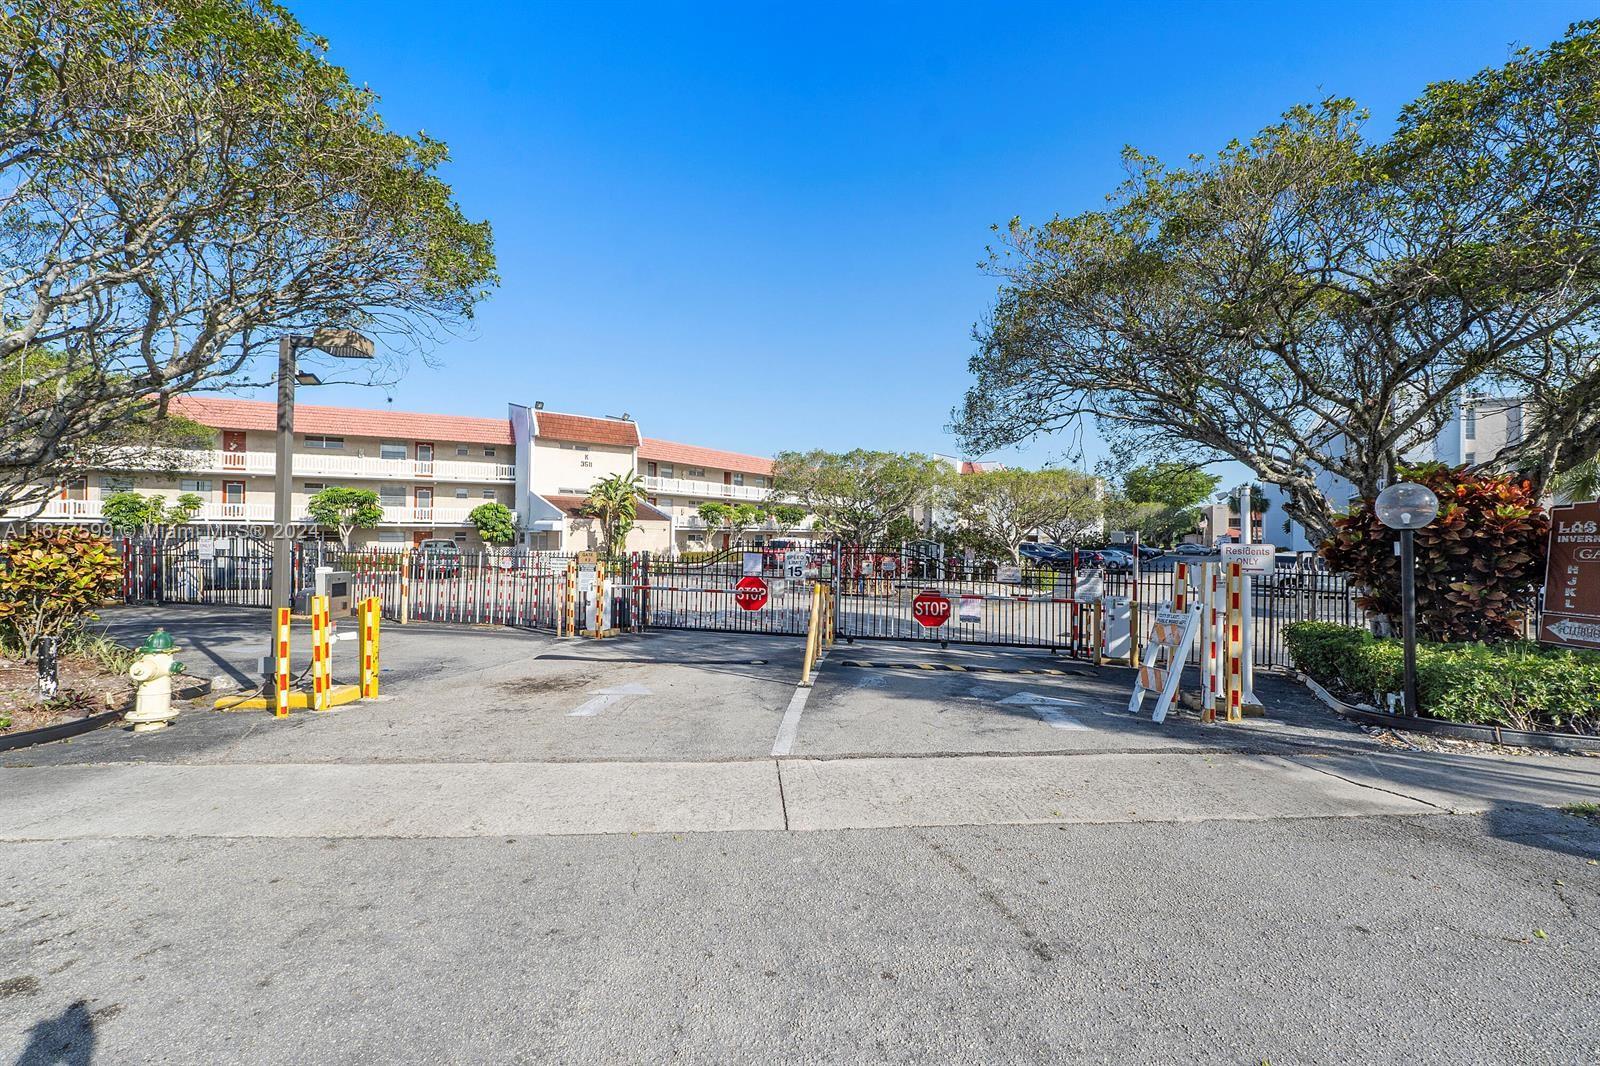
[1320,464,1548,642]
[0,526,122,657]
[583,472,645,558]
[950,467,1101,561]
[769,503,807,528]
[726,504,768,543]
[1121,464,1220,511]
[0,0,497,516]
[101,490,204,531]
[1033,468,1105,546]
[306,486,383,549]
[770,450,952,543]
[696,500,732,541]
[957,23,1600,545]
[468,502,517,547]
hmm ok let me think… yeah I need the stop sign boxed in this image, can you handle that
[734,575,769,611]
[912,590,951,627]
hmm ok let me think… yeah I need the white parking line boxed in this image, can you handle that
[772,650,832,756]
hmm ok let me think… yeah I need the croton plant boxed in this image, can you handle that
[1319,463,1549,643]
[0,526,123,657]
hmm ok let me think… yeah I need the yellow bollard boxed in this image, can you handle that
[310,594,331,712]
[358,596,381,699]
[274,606,292,718]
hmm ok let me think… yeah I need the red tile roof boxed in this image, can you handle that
[541,494,670,522]
[169,395,514,446]
[638,437,773,476]
[534,411,640,448]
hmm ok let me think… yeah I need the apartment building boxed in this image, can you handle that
[24,396,807,554]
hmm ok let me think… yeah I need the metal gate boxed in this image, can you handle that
[639,549,813,636]
[831,545,1100,653]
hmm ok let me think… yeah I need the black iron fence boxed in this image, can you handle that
[110,534,1369,666]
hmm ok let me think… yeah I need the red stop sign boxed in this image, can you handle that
[912,590,951,627]
[734,575,769,611]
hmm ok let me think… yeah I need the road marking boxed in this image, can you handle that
[568,682,652,717]
[997,691,1091,731]
[773,647,833,757]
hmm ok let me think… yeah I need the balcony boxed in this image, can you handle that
[19,499,517,528]
[102,447,516,483]
[674,514,813,532]
[641,475,770,502]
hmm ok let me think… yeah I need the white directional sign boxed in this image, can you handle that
[1220,543,1276,574]
[567,682,652,717]
[997,691,1091,730]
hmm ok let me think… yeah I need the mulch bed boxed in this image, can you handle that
[0,656,132,735]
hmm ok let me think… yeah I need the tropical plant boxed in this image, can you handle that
[0,0,497,515]
[697,501,732,537]
[583,472,645,558]
[1319,464,1549,642]
[468,502,517,547]
[957,23,1600,543]
[306,486,384,549]
[0,527,123,657]
[100,490,205,531]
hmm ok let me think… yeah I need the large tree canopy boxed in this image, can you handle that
[957,21,1600,544]
[770,450,952,544]
[949,467,1102,561]
[0,0,497,513]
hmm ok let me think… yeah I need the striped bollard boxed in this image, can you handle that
[359,597,381,699]
[274,607,292,718]
[1225,562,1244,723]
[310,594,331,712]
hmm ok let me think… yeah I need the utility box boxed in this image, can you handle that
[1101,597,1133,660]
[313,566,356,619]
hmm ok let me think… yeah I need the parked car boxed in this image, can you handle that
[1171,542,1215,557]
[1019,542,1075,569]
[414,538,462,577]
[1097,548,1135,572]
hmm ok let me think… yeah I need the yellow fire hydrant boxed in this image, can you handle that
[125,628,185,732]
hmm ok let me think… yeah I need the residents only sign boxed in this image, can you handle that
[1541,502,1600,650]
[1220,543,1276,574]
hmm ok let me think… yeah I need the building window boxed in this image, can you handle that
[304,482,325,495]
[179,479,211,495]
[455,445,469,456]
[659,464,674,478]
[62,477,88,500]
[453,531,468,543]
[484,446,497,457]
[378,485,406,507]
[379,441,406,460]
[101,476,134,494]
[377,530,404,543]
[481,489,495,499]
[658,498,674,509]
[752,475,766,489]
[732,472,745,486]
[684,466,705,478]
[1463,405,1476,441]
[455,488,469,499]
[306,435,344,450]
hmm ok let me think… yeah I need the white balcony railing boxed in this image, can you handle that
[642,475,771,502]
[100,447,515,483]
[20,499,516,528]
[673,514,813,532]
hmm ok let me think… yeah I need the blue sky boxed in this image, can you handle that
[279,0,1588,476]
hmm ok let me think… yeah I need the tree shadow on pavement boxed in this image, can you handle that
[15,1000,96,1066]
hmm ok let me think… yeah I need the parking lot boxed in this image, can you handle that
[7,605,1600,1064]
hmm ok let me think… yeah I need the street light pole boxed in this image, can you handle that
[270,336,300,658]
[265,328,375,691]
[1374,481,1439,719]
[1399,526,1419,717]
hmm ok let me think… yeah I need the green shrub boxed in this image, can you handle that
[1285,621,1600,734]
[0,527,123,657]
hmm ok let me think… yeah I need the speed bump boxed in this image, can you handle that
[837,660,1090,677]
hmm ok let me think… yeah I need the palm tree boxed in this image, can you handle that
[1554,458,1600,502]
[583,471,645,559]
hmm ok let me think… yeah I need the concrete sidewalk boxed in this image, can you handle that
[4,747,1597,839]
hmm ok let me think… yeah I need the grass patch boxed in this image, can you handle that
[1560,802,1600,823]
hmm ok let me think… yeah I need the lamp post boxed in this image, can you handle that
[269,329,375,686]
[1374,481,1439,717]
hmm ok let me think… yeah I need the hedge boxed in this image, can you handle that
[1284,621,1600,735]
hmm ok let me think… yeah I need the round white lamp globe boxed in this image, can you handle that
[1374,482,1439,530]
